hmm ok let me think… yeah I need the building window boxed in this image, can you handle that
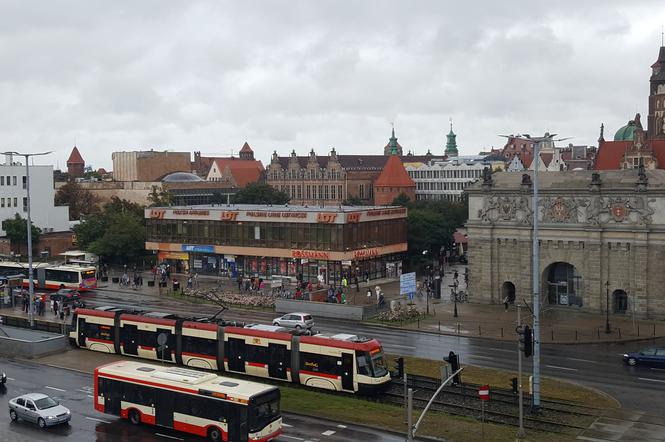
[5,176,9,185]
[12,197,16,207]
[338,185,342,199]
[12,176,16,186]
[324,186,329,200]
[0,177,3,185]
[318,185,322,200]
[297,185,302,199]
[306,185,311,200]
[1,198,4,208]
[359,184,365,199]
[331,185,336,200]
[23,197,27,212]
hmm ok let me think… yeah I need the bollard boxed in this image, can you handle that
[654,323,656,336]
[638,325,640,337]
[438,321,441,332]
[575,329,578,341]
[501,327,504,338]
[597,328,600,339]
[479,325,482,336]
[551,329,554,341]
[618,328,622,339]
[417,317,420,329]
[457,323,460,335]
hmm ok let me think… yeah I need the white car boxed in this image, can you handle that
[273,313,314,330]
[9,393,71,428]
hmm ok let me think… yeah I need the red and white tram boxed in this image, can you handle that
[73,308,391,394]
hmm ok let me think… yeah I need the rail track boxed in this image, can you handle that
[376,374,601,434]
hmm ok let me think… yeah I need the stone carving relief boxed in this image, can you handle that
[542,196,585,223]
[478,195,532,224]
[586,196,654,226]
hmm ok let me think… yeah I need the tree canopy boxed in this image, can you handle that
[54,180,102,220]
[147,185,173,207]
[232,183,290,205]
[2,214,41,254]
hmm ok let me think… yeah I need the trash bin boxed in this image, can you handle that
[147,280,155,287]
[111,277,120,283]
[390,300,400,312]
[101,276,109,282]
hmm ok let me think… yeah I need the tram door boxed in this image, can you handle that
[228,338,246,372]
[268,343,288,379]
[121,324,138,355]
[77,318,87,347]
[341,353,354,391]
[155,329,173,361]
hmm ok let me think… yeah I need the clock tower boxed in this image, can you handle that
[648,45,665,139]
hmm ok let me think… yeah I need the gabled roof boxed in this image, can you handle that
[66,146,84,165]
[210,158,264,187]
[374,156,415,187]
[594,140,632,170]
[272,154,443,171]
[227,167,263,187]
[212,158,264,172]
[240,142,253,153]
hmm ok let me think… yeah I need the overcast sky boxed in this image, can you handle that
[1,1,664,170]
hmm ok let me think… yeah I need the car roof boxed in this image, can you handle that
[18,393,48,401]
[287,312,310,316]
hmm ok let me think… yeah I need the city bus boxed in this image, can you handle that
[0,262,97,291]
[94,360,282,442]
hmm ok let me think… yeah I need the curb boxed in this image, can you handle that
[358,320,665,346]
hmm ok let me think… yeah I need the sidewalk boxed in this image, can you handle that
[365,264,665,344]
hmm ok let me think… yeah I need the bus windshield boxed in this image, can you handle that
[82,270,96,279]
[249,389,280,433]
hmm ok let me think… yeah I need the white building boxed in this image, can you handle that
[0,155,69,235]
[405,156,488,202]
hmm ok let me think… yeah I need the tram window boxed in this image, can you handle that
[182,335,217,356]
[137,330,157,348]
[246,345,268,365]
[300,352,338,374]
[85,323,114,341]
[356,352,372,376]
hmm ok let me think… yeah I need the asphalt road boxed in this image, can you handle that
[0,358,407,442]
[85,288,665,416]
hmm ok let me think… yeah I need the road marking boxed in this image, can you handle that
[87,395,94,398]
[386,344,416,349]
[488,348,513,353]
[282,423,293,427]
[567,357,596,363]
[281,436,305,441]
[545,365,578,372]
[7,377,14,381]
[650,368,665,371]
[470,355,494,360]
[577,436,612,442]
[45,386,67,392]
[85,416,111,424]
[322,430,336,436]
[155,434,184,441]
[337,424,347,429]
[638,377,665,383]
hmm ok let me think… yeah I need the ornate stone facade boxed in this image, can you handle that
[466,169,665,319]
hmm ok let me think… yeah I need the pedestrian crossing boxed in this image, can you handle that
[577,411,665,442]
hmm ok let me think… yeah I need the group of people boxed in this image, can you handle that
[366,285,385,307]
[21,293,63,317]
[236,275,264,292]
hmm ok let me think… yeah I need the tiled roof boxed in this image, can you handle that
[226,167,263,187]
[374,156,415,187]
[66,146,84,164]
[540,153,554,168]
[594,140,632,170]
[272,154,441,171]
[240,142,253,153]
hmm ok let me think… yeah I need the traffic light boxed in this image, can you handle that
[394,357,404,378]
[511,377,518,394]
[517,325,533,358]
[444,351,461,385]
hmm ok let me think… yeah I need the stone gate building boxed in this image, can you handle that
[466,168,665,319]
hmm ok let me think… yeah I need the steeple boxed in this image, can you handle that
[598,123,605,143]
[649,43,665,138]
[444,118,459,157]
[384,123,403,155]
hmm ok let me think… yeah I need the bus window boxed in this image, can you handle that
[249,389,280,433]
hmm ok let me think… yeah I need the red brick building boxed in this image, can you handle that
[373,153,416,205]
[66,146,85,177]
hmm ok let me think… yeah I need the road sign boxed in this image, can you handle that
[400,272,416,295]
[478,384,490,401]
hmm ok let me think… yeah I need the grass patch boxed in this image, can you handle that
[280,385,577,442]
[388,354,619,409]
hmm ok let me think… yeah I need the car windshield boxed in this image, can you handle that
[303,315,312,321]
[34,397,58,410]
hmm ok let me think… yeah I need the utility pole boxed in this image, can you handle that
[2,151,52,329]
[516,304,525,439]
[528,135,542,413]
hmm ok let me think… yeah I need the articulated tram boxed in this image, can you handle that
[71,308,391,394]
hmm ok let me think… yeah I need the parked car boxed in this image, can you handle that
[9,393,71,428]
[273,312,314,330]
[623,347,665,367]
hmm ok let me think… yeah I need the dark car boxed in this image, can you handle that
[622,347,665,367]
[49,289,81,304]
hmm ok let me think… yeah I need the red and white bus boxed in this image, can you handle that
[95,360,282,442]
[0,262,97,291]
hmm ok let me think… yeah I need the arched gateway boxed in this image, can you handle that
[544,262,583,307]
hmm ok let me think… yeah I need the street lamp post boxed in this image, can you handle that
[1,151,52,329]
[605,281,611,334]
[451,281,459,318]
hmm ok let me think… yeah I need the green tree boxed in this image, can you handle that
[210,192,227,205]
[73,214,107,249]
[147,186,173,207]
[391,193,411,207]
[103,197,145,218]
[55,180,102,220]
[232,183,290,205]
[342,196,364,206]
[88,212,147,264]
[2,214,41,255]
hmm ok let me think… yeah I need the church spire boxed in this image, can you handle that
[444,118,459,157]
[388,123,399,155]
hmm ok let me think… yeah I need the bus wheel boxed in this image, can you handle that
[128,409,141,425]
[208,426,222,442]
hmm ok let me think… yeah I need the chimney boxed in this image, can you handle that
[5,153,12,165]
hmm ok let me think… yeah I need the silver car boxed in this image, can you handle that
[9,393,71,428]
[273,312,314,330]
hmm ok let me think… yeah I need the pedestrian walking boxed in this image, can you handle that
[354,276,359,292]
[187,275,193,289]
[53,300,59,316]
[193,273,199,288]
[367,289,372,303]
[503,296,509,311]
